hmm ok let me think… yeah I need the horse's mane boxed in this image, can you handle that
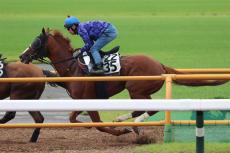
[0,54,7,64]
[50,29,74,53]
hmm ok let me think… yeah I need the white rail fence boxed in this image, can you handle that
[1,99,230,153]
[1,99,230,111]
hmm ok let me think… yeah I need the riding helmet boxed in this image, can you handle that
[64,16,80,28]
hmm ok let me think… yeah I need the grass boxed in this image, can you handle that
[1,0,230,67]
[135,142,230,153]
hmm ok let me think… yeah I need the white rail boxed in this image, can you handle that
[1,99,230,111]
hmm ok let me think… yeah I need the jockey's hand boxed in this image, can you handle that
[74,48,81,52]
[73,50,81,59]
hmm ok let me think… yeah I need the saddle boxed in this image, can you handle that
[0,54,7,78]
[77,46,121,76]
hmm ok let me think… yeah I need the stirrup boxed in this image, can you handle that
[90,68,104,74]
[89,64,104,74]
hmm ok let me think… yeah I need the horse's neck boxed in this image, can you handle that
[52,59,79,77]
[53,58,85,99]
[47,36,87,99]
[46,43,75,77]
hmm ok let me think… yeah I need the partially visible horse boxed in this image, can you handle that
[19,28,228,136]
[0,55,50,142]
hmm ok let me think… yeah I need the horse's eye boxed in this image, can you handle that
[31,38,42,50]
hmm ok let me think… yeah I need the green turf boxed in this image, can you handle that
[172,125,230,142]
[1,0,230,68]
[135,142,230,153]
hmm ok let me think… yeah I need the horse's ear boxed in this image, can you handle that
[42,28,46,35]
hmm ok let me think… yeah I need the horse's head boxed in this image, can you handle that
[20,28,74,64]
[20,28,49,64]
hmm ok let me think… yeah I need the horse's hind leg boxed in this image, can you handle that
[114,94,158,122]
[28,111,44,143]
[87,111,132,136]
[113,111,143,122]
[0,111,16,123]
[120,79,164,122]
[114,111,149,122]
[115,93,158,134]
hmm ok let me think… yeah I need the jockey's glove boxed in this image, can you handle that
[74,48,81,52]
[73,50,81,59]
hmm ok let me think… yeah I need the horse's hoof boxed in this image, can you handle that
[112,119,121,122]
[29,139,37,143]
[85,126,92,129]
[111,127,132,136]
[0,120,6,124]
[132,127,140,135]
[123,127,133,134]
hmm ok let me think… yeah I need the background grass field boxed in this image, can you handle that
[135,142,230,153]
[1,0,230,100]
[1,0,230,152]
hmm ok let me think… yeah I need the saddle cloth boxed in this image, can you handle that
[0,55,7,77]
[78,46,121,76]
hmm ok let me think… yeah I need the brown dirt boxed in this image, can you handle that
[0,126,164,153]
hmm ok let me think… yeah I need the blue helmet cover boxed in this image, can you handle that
[64,16,80,28]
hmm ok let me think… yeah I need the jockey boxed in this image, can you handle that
[64,16,118,74]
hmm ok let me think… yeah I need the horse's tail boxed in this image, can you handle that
[42,70,66,88]
[161,64,228,86]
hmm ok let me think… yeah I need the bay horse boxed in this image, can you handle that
[0,55,51,142]
[19,28,228,136]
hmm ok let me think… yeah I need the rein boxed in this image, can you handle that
[52,56,75,65]
[36,52,80,65]
[36,51,81,76]
[35,37,81,65]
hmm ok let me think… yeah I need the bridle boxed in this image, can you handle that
[23,32,81,76]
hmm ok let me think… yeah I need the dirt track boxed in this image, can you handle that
[0,127,164,153]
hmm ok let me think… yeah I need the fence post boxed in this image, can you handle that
[196,111,204,153]
[163,75,173,142]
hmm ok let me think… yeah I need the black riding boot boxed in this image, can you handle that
[90,63,104,74]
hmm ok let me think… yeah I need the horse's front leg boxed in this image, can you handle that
[29,111,44,143]
[69,111,93,129]
[87,111,132,136]
[69,111,83,123]
[0,111,16,123]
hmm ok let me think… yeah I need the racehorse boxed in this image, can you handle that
[0,55,50,142]
[19,28,228,136]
